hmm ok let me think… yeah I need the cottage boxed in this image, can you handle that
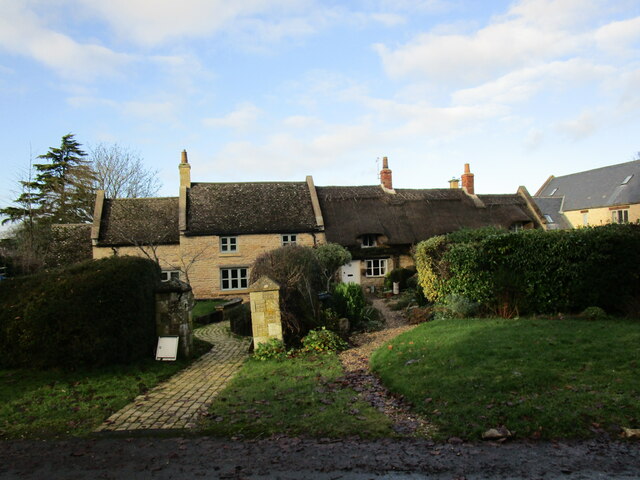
[92,152,544,297]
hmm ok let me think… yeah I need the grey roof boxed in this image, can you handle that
[98,197,179,246]
[316,186,536,246]
[186,182,320,236]
[535,160,640,211]
[532,197,572,230]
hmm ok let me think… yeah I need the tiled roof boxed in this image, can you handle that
[98,197,179,246]
[535,160,640,211]
[186,182,320,236]
[316,186,536,246]
[532,197,572,230]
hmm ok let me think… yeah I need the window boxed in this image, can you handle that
[161,270,180,282]
[582,212,588,226]
[510,222,525,232]
[550,188,558,196]
[622,174,633,185]
[361,234,377,248]
[365,259,387,277]
[220,236,237,253]
[543,214,554,224]
[612,209,629,224]
[221,267,248,290]
[281,234,297,246]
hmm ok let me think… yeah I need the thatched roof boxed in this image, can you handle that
[186,182,319,236]
[317,186,535,246]
[97,197,179,246]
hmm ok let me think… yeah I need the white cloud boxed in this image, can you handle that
[555,111,599,140]
[282,115,323,128]
[75,0,315,47]
[595,16,640,55]
[523,128,544,150]
[374,0,603,84]
[203,103,262,129]
[0,1,132,81]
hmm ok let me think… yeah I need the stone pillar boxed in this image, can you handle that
[249,276,283,349]
[155,280,194,359]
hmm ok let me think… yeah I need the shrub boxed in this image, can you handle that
[581,306,608,321]
[314,243,351,291]
[227,303,252,336]
[385,267,417,291]
[0,256,159,369]
[301,327,348,353]
[253,338,288,361]
[331,283,368,330]
[436,294,479,319]
[414,224,640,316]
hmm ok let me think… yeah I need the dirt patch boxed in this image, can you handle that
[338,296,432,437]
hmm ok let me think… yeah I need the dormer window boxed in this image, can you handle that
[361,234,377,248]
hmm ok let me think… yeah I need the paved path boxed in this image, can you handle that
[95,321,251,432]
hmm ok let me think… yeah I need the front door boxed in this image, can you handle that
[340,260,361,284]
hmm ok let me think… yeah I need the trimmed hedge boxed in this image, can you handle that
[0,256,160,369]
[415,225,640,316]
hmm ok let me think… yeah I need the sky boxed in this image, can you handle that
[1,0,639,225]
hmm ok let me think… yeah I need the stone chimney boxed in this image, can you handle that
[449,178,460,189]
[380,156,393,190]
[461,163,474,195]
[179,149,191,188]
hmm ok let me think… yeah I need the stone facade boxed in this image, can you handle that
[93,232,325,299]
[249,276,283,349]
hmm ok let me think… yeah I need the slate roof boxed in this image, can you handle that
[531,197,572,230]
[535,160,640,211]
[186,182,319,236]
[316,186,536,246]
[97,197,179,246]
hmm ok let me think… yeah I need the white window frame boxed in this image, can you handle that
[361,234,377,248]
[612,209,629,224]
[161,270,180,282]
[281,234,297,246]
[220,236,238,253]
[220,267,249,290]
[582,212,589,226]
[365,259,387,277]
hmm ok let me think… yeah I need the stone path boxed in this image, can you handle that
[95,321,251,432]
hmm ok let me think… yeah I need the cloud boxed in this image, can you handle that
[595,16,640,55]
[282,115,323,128]
[373,0,603,84]
[75,0,317,47]
[0,1,132,81]
[555,111,599,140]
[523,128,544,150]
[203,103,262,129]
[68,95,178,120]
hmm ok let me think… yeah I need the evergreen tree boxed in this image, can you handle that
[1,133,95,225]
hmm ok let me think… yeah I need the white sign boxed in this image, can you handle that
[156,336,179,361]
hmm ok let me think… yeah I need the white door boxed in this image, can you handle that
[340,260,361,284]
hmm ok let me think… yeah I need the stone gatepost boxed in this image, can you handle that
[249,276,283,349]
[155,279,194,358]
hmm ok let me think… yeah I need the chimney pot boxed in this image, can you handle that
[179,149,191,188]
[181,149,188,164]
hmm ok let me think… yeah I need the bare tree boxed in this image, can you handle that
[90,143,161,198]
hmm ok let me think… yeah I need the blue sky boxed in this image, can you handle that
[1,0,639,224]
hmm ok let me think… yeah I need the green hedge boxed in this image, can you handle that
[415,225,640,315]
[0,256,160,369]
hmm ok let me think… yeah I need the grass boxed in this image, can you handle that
[0,336,211,440]
[192,299,225,319]
[201,353,394,439]
[370,316,640,441]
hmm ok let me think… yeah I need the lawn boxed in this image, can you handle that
[201,353,394,439]
[192,299,226,319]
[0,337,211,440]
[370,317,640,441]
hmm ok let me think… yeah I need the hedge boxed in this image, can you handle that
[414,225,640,316]
[0,256,160,369]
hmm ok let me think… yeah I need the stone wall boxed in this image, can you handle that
[155,280,194,359]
